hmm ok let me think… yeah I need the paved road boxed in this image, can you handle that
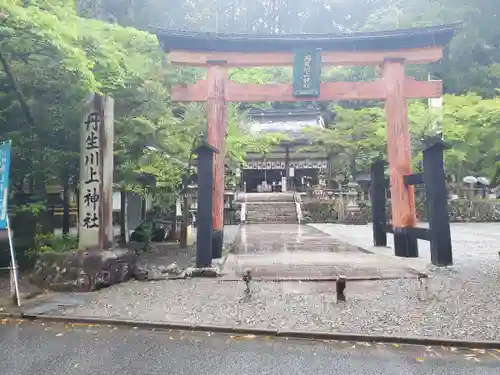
[1,320,499,374]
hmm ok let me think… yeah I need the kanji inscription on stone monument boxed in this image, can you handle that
[78,94,114,250]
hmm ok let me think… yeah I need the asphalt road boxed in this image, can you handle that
[1,319,499,375]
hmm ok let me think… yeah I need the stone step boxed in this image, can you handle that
[245,201,298,224]
[238,192,295,203]
[246,213,296,216]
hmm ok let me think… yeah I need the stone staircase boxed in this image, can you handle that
[240,193,298,224]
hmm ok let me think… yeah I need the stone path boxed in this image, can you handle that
[310,223,500,270]
[223,224,420,280]
[25,222,500,341]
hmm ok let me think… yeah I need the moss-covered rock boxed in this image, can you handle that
[29,248,138,292]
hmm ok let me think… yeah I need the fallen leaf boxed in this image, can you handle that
[416,358,424,362]
[392,344,400,348]
[488,352,500,361]
[70,323,99,328]
[230,334,256,340]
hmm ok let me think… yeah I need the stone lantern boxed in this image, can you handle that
[346,178,360,213]
[343,177,365,224]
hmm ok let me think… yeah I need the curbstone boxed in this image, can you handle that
[14,313,500,349]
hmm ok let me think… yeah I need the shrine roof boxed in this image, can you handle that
[153,23,461,53]
[246,108,324,139]
[248,108,321,120]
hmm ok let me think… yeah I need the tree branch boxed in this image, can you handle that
[0,50,37,127]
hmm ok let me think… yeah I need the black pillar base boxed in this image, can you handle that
[370,160,388,247]
[373,226,387,247]
[212,229,224,259]
[393,228,418,258]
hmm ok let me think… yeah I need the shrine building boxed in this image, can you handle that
[242,107,328,192]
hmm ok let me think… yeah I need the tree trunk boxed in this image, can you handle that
[327,151,334,188]
[180,140,197,249]
[350,156,357,180]
[491,162,500,188]
[0,50,36,127]
[120,187,129,244]
[180,193,189,248]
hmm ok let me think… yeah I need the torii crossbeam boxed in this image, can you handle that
[154,23,460,259]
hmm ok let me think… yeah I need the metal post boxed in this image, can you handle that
[195,143,219,268]
[7,216,20,307]
[423,139,453,266]
[370,160,387,247]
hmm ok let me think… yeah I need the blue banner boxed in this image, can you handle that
[0,140,12,230]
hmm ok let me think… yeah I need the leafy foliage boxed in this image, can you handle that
[0,0,271,218]
[27,232,78,259]
[1,0,499,227]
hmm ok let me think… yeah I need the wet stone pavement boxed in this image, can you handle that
[30,222,500,341]
[223,224,420,280]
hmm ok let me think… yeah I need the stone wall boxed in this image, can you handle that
[302,198,500,223]
[29,248,137,292]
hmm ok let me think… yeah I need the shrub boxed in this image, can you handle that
[302,198,500,223]
[27,233,78,259]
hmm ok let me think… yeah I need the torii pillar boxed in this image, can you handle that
[383,58,418,256]
[206,61,227,258]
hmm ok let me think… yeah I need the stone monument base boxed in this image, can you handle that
[29,248,137,292]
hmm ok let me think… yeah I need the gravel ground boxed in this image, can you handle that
[53,223,500,341]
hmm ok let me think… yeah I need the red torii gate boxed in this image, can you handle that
[155,24,459,257]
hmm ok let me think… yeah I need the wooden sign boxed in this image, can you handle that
[293,50,322,97]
